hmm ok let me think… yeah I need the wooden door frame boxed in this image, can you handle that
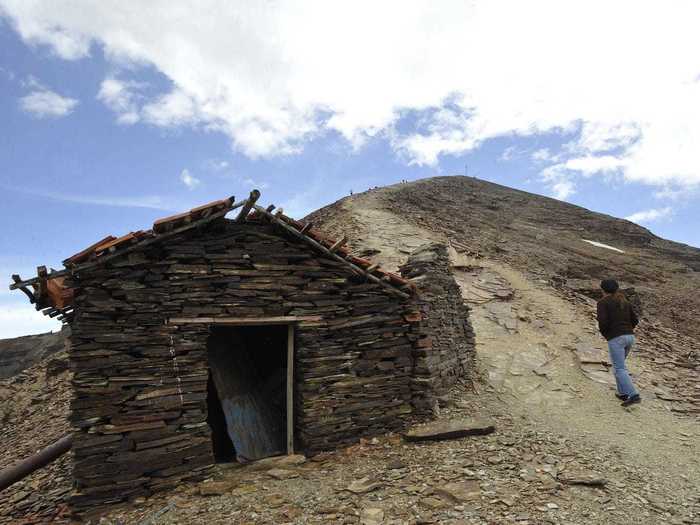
[169,316,301,455]
[285,323,294,455]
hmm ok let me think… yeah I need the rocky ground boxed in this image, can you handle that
[0,350,72,524]
[1,177,699,524]
[88,387,700,525]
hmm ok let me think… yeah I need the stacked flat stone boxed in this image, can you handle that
[64,218,422,514]
[399,243,476,415]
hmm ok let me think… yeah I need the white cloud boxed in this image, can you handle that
[625,207,673,224]
[499,146,516,162]
[1,259,64,337]
[97,77,142,124]
[540,163,576,200]
[550,180,575,201]
[563,155,625,176]
[242,177,269,190]
[143,89,197,127]
[2,1,700,188]
[654,186,691,201]
[205,159,230,172]
[0,301,60,339]
[531,148,553,163]
[19,85,77,118]
[6,186,175,210]
[576,121,641,154]
[180,168,200,189]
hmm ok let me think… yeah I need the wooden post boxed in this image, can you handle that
[235,190,261,222]
[286,324,294,455]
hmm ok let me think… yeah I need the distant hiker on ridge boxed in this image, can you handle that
[596,279,641,407]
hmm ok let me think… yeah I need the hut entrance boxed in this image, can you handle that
[206,324,292,463]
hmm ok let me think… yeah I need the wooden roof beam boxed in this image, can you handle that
[329,236,348,253]
[235,189,261,222]
[11,275,36,304]
[252,204,410,300]
[9,196,246,291]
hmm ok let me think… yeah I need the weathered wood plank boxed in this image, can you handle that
[287,324,294,454]
[168,316,322,325]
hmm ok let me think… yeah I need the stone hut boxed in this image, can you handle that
[9,190,474,512]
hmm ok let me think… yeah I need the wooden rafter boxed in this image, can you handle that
[252,204,410,299]
[235,190,261,222]
[9,197,246,291]
[11,275,36,304]
[8,189,414,315]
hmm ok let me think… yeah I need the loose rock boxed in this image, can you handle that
[404,419,496,442]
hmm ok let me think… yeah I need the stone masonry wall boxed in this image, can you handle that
[66,219,420,513]
[400,243,475,415]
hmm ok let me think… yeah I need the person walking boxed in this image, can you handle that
[596,279,641,407]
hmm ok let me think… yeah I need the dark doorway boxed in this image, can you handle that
[206,374,236,462]
[206,325,288,462]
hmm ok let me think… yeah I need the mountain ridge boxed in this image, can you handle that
[306,176,700,341]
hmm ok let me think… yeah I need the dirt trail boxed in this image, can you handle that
[334,190,700,521]
[454,257,698,476]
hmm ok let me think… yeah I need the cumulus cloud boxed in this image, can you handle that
[2,1,700,187]
[19,84,78,118]
[625,207,673,224]
[540,164,577,201]
[180,168,200,189]
[142,89,197,127]
[550,180,576,201]
[97,77,142,124]
[532,149,554,163]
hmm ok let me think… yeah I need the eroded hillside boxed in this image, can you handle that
[308,176,700,342]
[0,329,66,379]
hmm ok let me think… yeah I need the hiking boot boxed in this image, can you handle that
[621,394,641,407]
[615,393,628,401]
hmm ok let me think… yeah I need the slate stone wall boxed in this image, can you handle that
[400,243,476,415]
[65,219,420,512]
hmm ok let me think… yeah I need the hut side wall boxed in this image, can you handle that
[400,243,476,415]
[66,220,419,511]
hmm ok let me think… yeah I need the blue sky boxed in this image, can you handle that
[1,1,699,338]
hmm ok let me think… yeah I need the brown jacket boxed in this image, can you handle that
[596,295,639,341]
